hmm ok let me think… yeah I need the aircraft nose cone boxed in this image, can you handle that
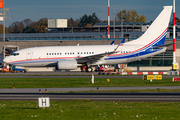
[3,57,9,63]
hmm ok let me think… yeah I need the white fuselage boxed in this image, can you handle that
[3,44,167,67]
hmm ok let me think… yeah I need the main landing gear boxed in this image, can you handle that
[85,66,93,72]
[80,66,93,72]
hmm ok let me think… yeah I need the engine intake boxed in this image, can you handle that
[57,60,78,70]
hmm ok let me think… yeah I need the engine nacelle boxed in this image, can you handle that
[57,60,78,70]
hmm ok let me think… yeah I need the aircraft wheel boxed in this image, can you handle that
[22,69,26,73]
[86,67,93,72]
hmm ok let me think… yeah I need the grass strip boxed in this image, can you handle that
[65,89,180,93]
[0,100,180,120]
[0,78,180,88]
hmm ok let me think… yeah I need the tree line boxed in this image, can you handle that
[0,9,150,33]
[0,18,48,34]
[175,17,180,23]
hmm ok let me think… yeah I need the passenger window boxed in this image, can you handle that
[52,53,54,55]
[57,53,59,55]
[55,53,56,55]
[13,53,19,56]
[47,53,48,55]
[49,53,51,55]
[92,52,94,54]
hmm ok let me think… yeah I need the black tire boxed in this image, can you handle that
[22,69,26,73]
[86,67,93,72]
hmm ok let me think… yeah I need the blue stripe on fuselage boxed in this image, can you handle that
[105,32,167,60]
[152,32,166,47]
[105,48,162,60]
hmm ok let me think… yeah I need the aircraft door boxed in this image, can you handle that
[26,50,32,59]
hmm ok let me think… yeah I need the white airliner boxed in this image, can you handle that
[3,6,172,72]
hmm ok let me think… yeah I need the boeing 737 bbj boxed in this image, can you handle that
[3,6,172,72]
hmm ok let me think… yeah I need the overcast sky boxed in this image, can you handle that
[2,0,180,26]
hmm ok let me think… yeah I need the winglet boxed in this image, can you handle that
[119,38,125,46]
[110,41,115,45]
[114,38,125,52]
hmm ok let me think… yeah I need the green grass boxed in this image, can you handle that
[0,100,180,120]
[0,77,180,88]
[66,89,180,93]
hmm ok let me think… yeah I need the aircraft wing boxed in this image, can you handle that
[76,42,123,64]
[76,51,118,64]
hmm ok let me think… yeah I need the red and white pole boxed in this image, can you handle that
[173,0,176,64]
[108,0,110,38]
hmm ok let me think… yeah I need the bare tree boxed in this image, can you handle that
[23,18,32,27]
[10,21,25,33]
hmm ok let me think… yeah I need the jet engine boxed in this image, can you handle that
[57,60,78,70]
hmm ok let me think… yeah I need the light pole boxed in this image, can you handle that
[108,0,110,38]
[172,0,179,71]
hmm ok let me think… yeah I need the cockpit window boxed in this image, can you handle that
[12,53,19,56]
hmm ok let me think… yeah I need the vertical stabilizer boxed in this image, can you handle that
[126,6,172,49]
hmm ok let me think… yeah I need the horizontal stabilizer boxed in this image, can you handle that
[153,42,174,48]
